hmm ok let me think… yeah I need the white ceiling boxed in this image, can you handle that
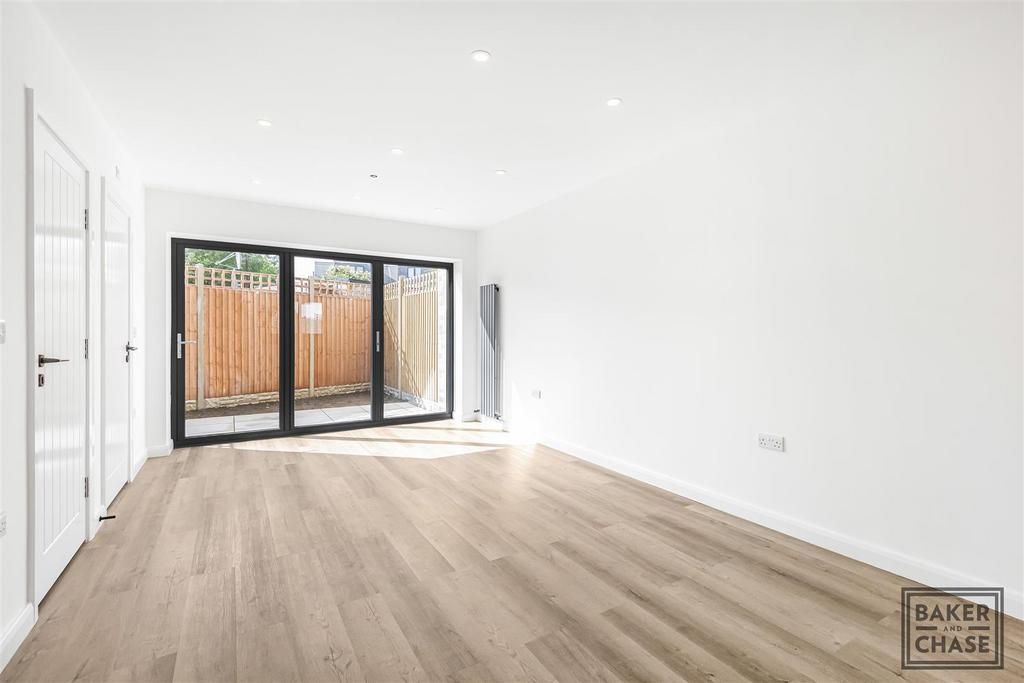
[36,1,812,228]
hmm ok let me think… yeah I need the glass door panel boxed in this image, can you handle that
[293,256,373,427]
[183,248,281,438]
[383,264,448,419]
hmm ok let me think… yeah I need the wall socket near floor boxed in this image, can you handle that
[758,433,785,452]
[531,389,543,399]
[0,511,7,537]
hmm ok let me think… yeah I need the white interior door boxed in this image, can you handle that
[33,117,89,602]
[102,182,131,508]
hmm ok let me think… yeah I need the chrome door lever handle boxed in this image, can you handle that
[38,355,69,366]
[176,333,197,359]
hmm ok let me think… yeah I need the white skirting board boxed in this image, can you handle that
[0,604,36,673]
[146,441,173,458]
[131,452,147,479]
[541,434,1024,620]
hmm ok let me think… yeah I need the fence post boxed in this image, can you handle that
[196,264,207,409]
[308,276,316,399]
[436,269,445,406]
[397,276,404,401]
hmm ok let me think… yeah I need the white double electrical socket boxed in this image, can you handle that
[758,433,785,452]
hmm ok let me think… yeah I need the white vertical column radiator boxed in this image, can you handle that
[479,284,501,420]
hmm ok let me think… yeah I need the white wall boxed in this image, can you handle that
[478,2,1023,616]
[0,1,146,667]
[144,188,479,453]
[0,3,6,663]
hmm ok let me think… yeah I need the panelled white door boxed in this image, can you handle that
[33,118,89,603]
[102,182,131,508]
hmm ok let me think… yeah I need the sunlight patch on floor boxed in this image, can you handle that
[200,419,528,459]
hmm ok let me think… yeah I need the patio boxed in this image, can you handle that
[185,400,431,437]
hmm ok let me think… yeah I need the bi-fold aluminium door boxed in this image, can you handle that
[381,263,450,420]
[292,256,374,428]
[174,244,286,440]
[171,239,453,446]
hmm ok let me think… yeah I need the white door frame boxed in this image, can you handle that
[100,177,132,508]
[25,88,93,605]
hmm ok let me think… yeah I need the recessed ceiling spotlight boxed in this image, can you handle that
[606,98,623,107]
[251,177,262,185]
[494,169,507,175]
[471,50,491,62]
[369,174,379,179]
[391,148,404,155]
[256,119,273,127]
[433,207,444,212]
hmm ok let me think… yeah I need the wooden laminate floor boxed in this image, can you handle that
[2,421,1021,682]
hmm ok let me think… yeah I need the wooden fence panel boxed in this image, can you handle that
[184,276,282,404]
[293,278,372,396]
[383,270,445,410]
[185,265,439,410]
[184,284,197,400]
[184,266,283,406]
